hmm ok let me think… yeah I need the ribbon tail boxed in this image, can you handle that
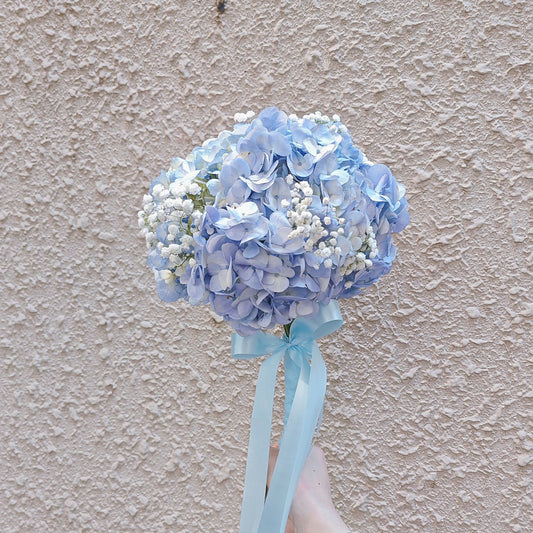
[239,351,283,533]
[258,343,327,533]
[303,344,327,453]
[282,344,327,519]
[258,359,310,533]
[283,353,300,429]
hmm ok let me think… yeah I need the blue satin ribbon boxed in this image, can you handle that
[232,301,343,533]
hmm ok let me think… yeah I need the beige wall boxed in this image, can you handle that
[1,1,532,531]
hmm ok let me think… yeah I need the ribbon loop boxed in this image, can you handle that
[232,300,343,533]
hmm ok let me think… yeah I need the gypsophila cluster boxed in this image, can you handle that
[138,107,409,335]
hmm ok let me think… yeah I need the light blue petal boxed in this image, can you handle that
[241,218,269,243]
[156,279,182,302]
[243,241,261,259]
[187,265,205,304]
[269,132,291,156]
[262,273,290,293]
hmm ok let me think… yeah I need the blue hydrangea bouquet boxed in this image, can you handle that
[138,107,408,533]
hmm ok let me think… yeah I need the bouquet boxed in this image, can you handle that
[138,107,408,532]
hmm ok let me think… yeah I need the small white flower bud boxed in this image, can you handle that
[183,199,194,213]
[187,182,201,195]
[234,112,248,123]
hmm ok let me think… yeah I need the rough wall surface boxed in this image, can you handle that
[1,1,532,532]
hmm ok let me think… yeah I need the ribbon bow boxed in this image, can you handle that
[232,301,343,533]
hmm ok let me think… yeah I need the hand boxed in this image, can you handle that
[267,444,351,533]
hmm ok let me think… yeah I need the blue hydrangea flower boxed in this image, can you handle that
[139,107,409,335]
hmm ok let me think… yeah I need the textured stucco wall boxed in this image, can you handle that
[1,1,532,532]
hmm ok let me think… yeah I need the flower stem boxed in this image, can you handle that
[283,321,293,337]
